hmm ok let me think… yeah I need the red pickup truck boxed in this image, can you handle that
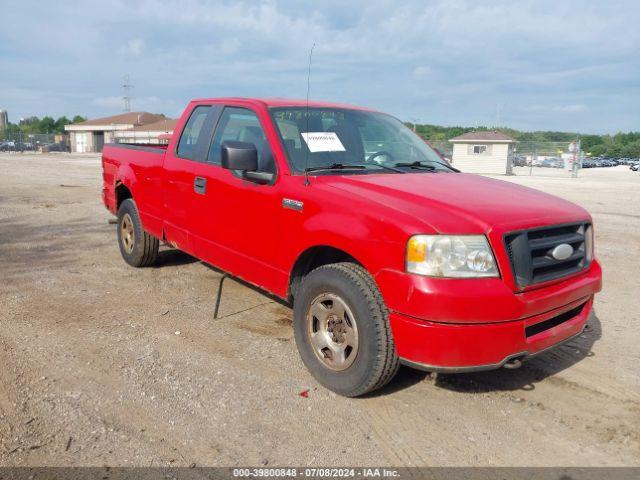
[102,98,602,396]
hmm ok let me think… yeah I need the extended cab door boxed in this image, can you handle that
[162,104,221,255]
[189,105,286,294]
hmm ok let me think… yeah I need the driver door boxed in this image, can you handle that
[190,106,285,293]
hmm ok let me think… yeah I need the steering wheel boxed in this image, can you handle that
[366,150,395,164]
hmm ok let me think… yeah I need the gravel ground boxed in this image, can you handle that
[0,153,638,467]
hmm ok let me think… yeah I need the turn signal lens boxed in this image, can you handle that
[407,236,427,263]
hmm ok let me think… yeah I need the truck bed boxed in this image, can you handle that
[101,142,167,220]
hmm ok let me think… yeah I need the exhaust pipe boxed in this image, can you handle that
[503,357,523,370]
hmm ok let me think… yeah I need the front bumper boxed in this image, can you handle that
[391,296,592,371]
[377,261,601,370]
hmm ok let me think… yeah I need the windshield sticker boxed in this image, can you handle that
[300,132,346,153]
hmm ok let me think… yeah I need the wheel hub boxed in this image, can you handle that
[120,213,135,254]
[327,315,347,343]
[307,293,359,371]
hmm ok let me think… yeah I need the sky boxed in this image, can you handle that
[0,0,638,134]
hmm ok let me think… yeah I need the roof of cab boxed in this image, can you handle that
[190,97,376,112]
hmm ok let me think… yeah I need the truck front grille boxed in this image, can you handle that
[504,222,592,288]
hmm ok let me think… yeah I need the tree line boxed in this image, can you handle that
[410,123,640,158]
[1,115,87,137]
[2,115,638,158]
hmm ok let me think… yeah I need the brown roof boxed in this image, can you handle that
[73,112,167,127]
[449,131,516,142]
[130,118,178,132]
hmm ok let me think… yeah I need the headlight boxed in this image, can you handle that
[406,235,499,278]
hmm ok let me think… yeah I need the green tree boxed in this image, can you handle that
[604,143,623,158]
[621,140,640,158]
[38,116,56,134]
[580,134,604,152]
[589,144,606,156]
[72,115,86,124]
[55,116,71,134]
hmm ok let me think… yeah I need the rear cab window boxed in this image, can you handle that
[176,105,217,161]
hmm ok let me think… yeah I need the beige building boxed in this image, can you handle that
[114,118,178,145]
[449,131,516,175]
[65,112,168,153]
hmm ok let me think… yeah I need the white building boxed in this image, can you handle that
[449,131,517,175]
[114,118,177,145]
[65,112,168,153]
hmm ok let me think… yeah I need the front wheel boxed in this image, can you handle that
[293,262,399,397]
[116,198,159,267]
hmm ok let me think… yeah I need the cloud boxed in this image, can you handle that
[0,0,638,133]
[91,96,124,109]
[522,104,589,113]
[413,66,432,78]
[121,38,145,56]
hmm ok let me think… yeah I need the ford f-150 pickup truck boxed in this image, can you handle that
[102,98,602,397]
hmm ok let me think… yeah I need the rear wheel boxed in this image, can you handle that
[116,199,158,267]
[293,262,399,397]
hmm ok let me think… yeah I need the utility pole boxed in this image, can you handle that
[122,75,134,112]
[573,138,580,178]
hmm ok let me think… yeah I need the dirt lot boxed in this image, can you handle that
[0,153,638,467]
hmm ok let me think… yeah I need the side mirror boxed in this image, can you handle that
[221,141,258,171]
[220,140,274,185]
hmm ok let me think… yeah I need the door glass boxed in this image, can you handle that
[177,105,211,160]
[208,107,275,173]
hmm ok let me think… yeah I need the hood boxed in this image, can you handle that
[319,172,589,234]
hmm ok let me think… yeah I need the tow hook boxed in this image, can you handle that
[503,358,523,370]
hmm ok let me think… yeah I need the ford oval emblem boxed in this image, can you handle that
[551,243,574,261]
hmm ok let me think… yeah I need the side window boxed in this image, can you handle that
[177,105,212,160]
[472,144,488,155]
[208,107,275,173]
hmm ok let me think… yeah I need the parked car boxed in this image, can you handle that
[102,98,602,397]
[512,155,527,167]
[630,163,640,171]
[541,158,564,168]
[0,141,16,151]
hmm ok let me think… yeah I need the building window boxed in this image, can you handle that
[473,145,487,154]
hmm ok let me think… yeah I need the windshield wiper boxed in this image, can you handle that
[304,163,367,173]
[305,163,404,173]
[393,161,437,170]
[393,160,458,172]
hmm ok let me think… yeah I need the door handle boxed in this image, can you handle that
[194,176,207,194]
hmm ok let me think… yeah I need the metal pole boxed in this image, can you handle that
[573,138,580,178]
[213,273,229,319]
[530,147,535,176]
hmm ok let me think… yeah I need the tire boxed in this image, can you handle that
[116,198,159,267]
[293,262,399,397]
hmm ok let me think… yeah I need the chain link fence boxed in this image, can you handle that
[512,141,582,177]
[422,136,582,177]
[0,131,69,152]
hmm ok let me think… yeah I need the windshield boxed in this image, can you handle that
[270,107,453,174]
